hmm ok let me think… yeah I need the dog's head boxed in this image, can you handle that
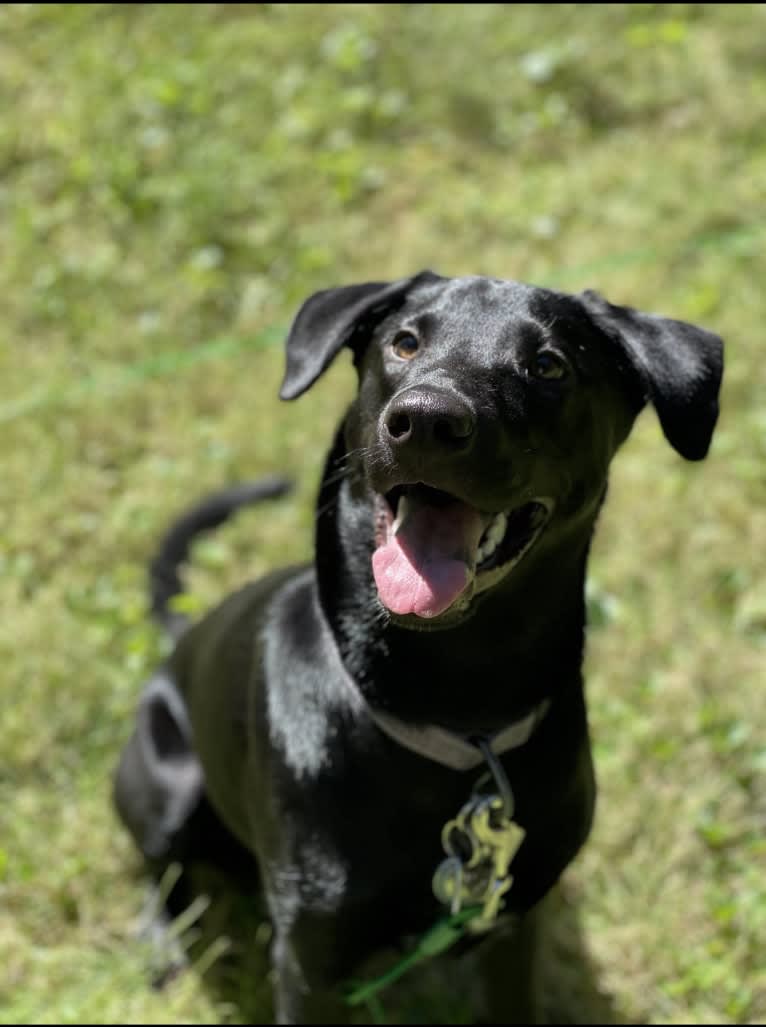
[280,272,723,627]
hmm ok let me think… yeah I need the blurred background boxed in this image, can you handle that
[1,4,764,1024]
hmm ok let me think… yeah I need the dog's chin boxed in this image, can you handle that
[385,605,476,632]
[372,487,553,630]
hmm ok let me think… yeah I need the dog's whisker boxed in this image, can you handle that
[320,466,354,489]
[314,497,340,521]
[372,605,390,628]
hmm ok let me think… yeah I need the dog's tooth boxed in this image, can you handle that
[392,495,410,535]
[477,513,507,565]
[478,533,498,562]
[490,512,507,545]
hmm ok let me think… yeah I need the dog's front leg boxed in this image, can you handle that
[471,907,543,1025]
[270,913,355,1026]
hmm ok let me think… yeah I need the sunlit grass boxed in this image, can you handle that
[1,4,764,1024]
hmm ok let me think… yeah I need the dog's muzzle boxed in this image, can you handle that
[373,485,553,621]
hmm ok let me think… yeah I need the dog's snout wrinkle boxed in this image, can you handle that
[384,387,475,452]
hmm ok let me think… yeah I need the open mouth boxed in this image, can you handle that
[373,484,552,620]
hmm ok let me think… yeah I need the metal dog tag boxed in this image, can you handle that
[432,793,525,931]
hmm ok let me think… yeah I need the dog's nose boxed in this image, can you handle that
[384,387,476,450]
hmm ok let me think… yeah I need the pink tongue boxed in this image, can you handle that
[372,501,484,618]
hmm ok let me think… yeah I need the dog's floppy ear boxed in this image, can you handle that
[280,271,440,400]
[579,290,724,460]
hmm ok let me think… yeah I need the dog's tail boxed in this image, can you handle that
[148,476,292,642]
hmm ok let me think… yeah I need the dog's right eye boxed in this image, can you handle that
[529,350,568,381]
[392,332,420,360]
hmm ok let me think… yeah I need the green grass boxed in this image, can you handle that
[1,3,764,1023]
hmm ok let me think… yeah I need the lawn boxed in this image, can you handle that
[1,4,764,1024]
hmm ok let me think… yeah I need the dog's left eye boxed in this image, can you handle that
[392,332,420,360]
[529,351,568,381]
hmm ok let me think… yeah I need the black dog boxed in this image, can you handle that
[114,272,723,1023]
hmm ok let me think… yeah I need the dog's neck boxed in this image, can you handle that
[314,428,596,735]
